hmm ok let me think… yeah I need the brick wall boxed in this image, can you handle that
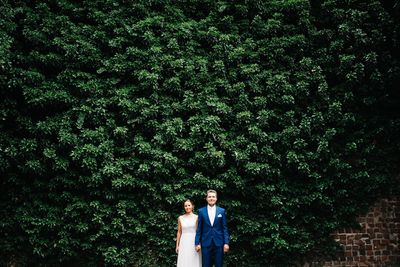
[321,197,400,267]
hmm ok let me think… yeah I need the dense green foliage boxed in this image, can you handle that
[1,0,399,266]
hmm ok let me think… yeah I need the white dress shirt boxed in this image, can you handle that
[208,205,216,226]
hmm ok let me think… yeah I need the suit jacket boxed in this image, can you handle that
[195,205,229,247]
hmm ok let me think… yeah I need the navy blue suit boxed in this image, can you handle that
[195,206,229,267]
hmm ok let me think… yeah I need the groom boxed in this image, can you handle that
[195,189,230,267]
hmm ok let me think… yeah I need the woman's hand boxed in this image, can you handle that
[176,246,179,254]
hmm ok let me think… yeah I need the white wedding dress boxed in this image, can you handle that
[177,215,202,267]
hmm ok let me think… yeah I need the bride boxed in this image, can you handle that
[176,199,202,267]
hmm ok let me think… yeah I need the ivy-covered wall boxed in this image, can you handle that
[1,1,399,266]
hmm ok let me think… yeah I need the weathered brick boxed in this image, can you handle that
[317,197,400,267]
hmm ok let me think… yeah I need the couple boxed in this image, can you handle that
[176,189,230,267]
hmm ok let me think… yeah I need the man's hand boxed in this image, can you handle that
[223,244,230,253]
[195,245,201,252]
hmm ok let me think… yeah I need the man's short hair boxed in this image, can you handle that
[206,189,217,197]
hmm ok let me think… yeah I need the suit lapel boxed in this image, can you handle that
[205,206,219,226]
[214,206,219,225]
[205,207,212,226]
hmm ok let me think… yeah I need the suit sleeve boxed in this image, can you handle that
[222,209,230,245]
[195,210,202,246]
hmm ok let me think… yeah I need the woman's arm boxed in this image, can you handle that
[176,216,182,254]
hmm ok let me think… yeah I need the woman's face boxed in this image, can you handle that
[184,201,193,214]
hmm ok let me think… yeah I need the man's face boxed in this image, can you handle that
[206,192,217,206]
